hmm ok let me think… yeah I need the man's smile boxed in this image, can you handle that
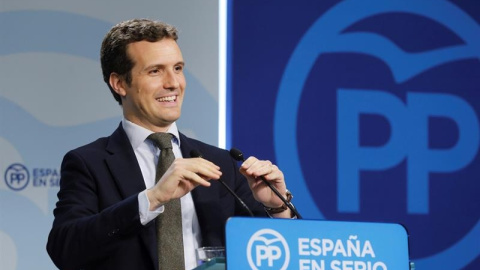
[156,95,177,102]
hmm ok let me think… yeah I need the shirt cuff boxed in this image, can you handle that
[138,189,164,225]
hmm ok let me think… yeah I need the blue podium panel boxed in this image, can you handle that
[193,258,225,270]
[226,217,409,270]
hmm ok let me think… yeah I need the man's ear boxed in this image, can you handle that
[109,73,127,97]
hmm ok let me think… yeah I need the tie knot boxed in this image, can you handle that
[148,133,173,150]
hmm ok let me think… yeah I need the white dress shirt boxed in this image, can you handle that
[122,119,202,269]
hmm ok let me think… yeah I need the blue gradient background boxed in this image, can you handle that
[232,1,480,269]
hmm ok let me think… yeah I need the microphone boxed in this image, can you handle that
[229,148,302,219]
[190,150,254,217]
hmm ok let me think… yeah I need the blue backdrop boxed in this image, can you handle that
[230,1,480,269]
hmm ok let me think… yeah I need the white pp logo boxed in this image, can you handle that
[246,229,290,270]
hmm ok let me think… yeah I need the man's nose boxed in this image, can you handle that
[163,70,179,89]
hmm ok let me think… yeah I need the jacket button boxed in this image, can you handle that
[108,229,119,237]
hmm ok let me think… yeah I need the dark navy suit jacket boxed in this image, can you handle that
[47,124,266,270]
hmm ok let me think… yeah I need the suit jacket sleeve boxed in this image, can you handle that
[46,126,154,270]
[46,149,144,269]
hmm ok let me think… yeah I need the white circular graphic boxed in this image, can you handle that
[246,229,290,270]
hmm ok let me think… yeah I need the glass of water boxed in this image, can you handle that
[196,246,225,264]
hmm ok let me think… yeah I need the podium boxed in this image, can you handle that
[194,217,411,270]
[225,217,410,270]
[193,258,225,270]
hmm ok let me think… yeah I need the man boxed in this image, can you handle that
[47,19,293,270]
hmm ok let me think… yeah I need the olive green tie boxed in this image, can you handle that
[148,133,185,270]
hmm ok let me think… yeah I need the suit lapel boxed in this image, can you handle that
[179,133,205,203]
[179,133,225,246]
[179,132,194,159]
[105,124,146,198]
[105,124,157,268]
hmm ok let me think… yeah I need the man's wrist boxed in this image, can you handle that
[263,190,293,214]
[139,190,164,225]
[146,189,165,211]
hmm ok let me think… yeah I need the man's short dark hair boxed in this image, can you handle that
[100,19,178,105]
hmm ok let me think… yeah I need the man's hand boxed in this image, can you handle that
[239,156,292,218]
[146,157,222,210]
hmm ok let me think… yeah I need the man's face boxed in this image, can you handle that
[118,38,186,132]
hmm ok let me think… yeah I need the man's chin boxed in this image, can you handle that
[158,115,181,126]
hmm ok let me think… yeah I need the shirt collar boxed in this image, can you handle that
[122,118,181,150]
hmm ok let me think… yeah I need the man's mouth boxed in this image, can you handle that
[156,95,177,102]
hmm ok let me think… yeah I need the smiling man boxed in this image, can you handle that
[110,38,186,132]
[46,19,294,270]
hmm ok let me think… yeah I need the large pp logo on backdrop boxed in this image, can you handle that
[274,1,480,269]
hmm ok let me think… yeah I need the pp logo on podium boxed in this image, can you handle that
[246,229,290,270]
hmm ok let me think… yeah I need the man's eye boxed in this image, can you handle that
[175,66,183,72]
[150,69,160,74]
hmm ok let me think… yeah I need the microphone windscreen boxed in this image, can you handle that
[190,150,203,158]
[229,148,244,161]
